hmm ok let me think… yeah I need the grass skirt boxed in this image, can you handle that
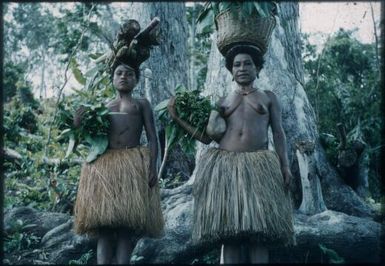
[192,148,295,246]
[74,147,164,237]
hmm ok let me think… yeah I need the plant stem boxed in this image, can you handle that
[158,135,170,180]
[369,2,380,71]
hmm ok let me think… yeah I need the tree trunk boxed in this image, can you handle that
[39,48,46,99]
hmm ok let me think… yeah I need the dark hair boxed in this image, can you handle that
[225,45,265,72]
[110,60,140,81]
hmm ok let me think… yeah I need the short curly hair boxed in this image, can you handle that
[225,45,265,72]
[110,59,140,82]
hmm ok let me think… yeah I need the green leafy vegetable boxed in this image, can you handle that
[55,54,114,163]
[156,84,213,153]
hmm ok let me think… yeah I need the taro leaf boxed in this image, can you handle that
[85,135,109,163]
[241,2,254,16]
[165,124,178,150]
[154,99,169,112]
[196,2,212,23]
[71,88,90,98]
[218,2,232,13]
[253,2,268,17]
[319,244,345,264]
[98,108,109,116]
[57,128,73,141]
[197,10,214,35]
[70,58,86,85]
[175,84,187,93]
[65,133,76,158]
[84,64,100,78]
[89,53,104,60]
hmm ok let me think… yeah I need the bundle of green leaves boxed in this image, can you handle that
[55,56,115,163]
[156,85,213,154]
[196,1,277,34]
[56,96,110,163]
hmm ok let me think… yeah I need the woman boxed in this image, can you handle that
[168,45,295,264]
[73,62,164,264]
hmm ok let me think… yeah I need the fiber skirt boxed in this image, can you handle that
[192,148,295,246]
[74,147,164,237]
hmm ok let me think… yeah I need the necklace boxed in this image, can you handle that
[235,87,258,96]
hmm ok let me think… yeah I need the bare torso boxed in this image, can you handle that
[107,98,145,149]
[218,90,272,152]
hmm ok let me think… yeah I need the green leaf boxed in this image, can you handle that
[70,58,86,85]
[319,244,345,264]
[253,2,268,17]
[196,2,212,23]
[85,135,109,163]
[57,128,73,140]
[196,10,214,35]
[65,133,76,158]
[89,53,104,60]
[154,99,169,112]
[242,2,254,16]
[84,64,100,78]
[218,2,232,13]
[165,125,178,150]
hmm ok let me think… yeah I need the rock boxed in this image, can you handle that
[270,210,382,263]
[4,207,96,265]
[131,183,194,264]
[4,206,70,238]
[41,218,96,264]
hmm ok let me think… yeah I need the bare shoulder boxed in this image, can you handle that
[137,98,152,111]
[106,98,120,110]
[263,90,280,105]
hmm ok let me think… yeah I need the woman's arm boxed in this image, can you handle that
[266,90,292,189]
[167,97,212,145]
[141,99,159,188]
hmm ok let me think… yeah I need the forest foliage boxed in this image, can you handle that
[302,28,382,199]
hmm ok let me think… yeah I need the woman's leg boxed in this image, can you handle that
[116,229,137,264]
[97,228,115,264]
[222,243,242,264]
[249,244,269,264]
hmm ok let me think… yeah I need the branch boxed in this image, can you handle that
[3,148,22,161]
[44,4,96,157]
[369,2,380,71]
[3,147,83,166]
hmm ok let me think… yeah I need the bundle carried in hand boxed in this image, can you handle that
[56,98,110,163]
[156,85,213,154]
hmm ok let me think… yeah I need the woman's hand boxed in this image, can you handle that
[148,168,158,188]
[282,166,293,190]
[73,106,86,128]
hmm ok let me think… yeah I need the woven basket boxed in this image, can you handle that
[215,8,276,56]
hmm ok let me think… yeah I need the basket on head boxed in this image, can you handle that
[215,8,276,57]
